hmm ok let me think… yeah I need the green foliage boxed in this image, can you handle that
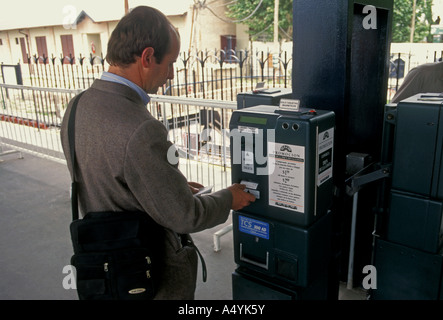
[226,0,292,41]
[227,0,434,43]
[392,0,434,42]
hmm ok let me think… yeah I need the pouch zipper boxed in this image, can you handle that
[104,259,151,278]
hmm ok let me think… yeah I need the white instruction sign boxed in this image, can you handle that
[279,99,300,111]
[268,142,305,213]
[317,128,334,186]
[242,150,254,174]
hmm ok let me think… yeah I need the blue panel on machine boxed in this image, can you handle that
[239,215,270,239]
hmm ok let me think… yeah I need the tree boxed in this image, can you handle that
[392,0,434,42]
[226,0,434,43]
[226,0,293,42]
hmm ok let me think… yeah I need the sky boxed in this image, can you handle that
[0,0,194,30]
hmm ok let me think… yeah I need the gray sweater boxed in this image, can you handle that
[391,61,443,103]
[60,79,232,299]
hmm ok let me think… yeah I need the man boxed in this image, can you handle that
[391,60,443,103]
[60,6,255,299]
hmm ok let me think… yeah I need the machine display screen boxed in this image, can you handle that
[239,115,267,125]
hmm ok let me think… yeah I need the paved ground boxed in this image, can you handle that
[0,149,365,300]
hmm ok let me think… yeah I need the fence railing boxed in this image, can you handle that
[149,94,236,190]
[0,83,235,190]
[0,84,81,161]
[5,49,292,101]
[3,48,443,182]
[5,48,443,103]
[19,53,105,90]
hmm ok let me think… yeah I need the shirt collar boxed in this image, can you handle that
[101,71,150,105]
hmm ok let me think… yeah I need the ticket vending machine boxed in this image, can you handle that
[372,94,443,299]
[237,88,293,109]
[229,104,335,299]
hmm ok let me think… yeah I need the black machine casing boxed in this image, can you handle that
[232,266,329,300]
[387,191,443,253]
[233,210,332,288]
[373,94,443,300]
[229,105,335,227]
[292,0,394,289]
[382,94,443,254]
[230,104,335,299]
[373,239,443,300]
[389,94,443,199]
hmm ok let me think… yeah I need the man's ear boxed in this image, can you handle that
[141,47,155,67]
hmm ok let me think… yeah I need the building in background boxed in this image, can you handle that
[0,0,249,65]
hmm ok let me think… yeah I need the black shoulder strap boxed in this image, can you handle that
[67,91,85,222]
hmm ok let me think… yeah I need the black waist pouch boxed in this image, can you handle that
[70,211,164,300]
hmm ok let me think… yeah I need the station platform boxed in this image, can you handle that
[0,150,365,300]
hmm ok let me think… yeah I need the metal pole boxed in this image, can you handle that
[410,0,416,43]
[347,191,359,290]
[274,0,279,44]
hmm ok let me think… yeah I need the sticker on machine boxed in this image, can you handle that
[241,150,254,174]
[268,142,305,213]
[317,128,334,186]
[238,215,269,239]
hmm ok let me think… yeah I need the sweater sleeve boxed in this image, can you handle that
[391,67,424,103]
[123,119,232,234]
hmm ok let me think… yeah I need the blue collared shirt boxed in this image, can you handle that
[101,71,150,105]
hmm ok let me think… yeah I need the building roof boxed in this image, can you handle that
[0,0,192,31]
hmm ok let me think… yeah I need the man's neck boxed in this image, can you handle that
[107,64,143,88]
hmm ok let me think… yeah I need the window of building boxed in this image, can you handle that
[35,36,48,64]
[61,34,75,64]
[20,37,29,64]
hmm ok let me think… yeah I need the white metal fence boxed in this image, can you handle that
[0,84,236,191]
[0,84,81,162]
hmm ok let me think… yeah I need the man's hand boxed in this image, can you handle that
[188,182,204,194]
[228,183,256,211]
